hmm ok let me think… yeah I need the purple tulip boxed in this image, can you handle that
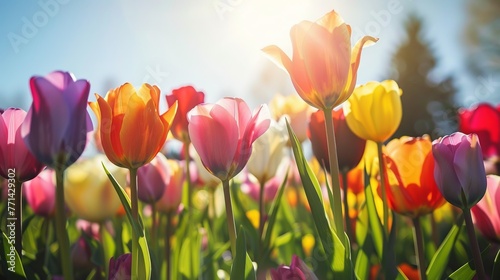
[270,255,318,280]
[109,253,132,280]
[21,71,93,170]
[0,108,45,181]
[137,153,168,204]
[432,132,487,209]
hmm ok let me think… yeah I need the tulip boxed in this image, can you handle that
[344,80,403,143]
[247,117,289,185]
[188,97,270,182]
[471,175,500,244]
[190,145,220,188]
[65,155,127,223]
[0,108,45,181]
[270,255,318,280]
[21,70,92,279]
[263,10,377,111]
[432,132,487,278]
[22,71,93,169]
[109,253,132,280]
[137,153,169,204]
[24,168,55,217]
[90,83,178,170]
[269,94,314,142]
[344,80,403,233]
[155,159,184,214]
[241,172,281,204]
[384,136,445,217]
[458,103,500,159]
[308,108,365,172]
[166,86,205,143]
[188,97,270,254]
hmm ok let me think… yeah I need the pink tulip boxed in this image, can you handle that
[0,108,45,182]
[188,97,271,181]
[21,71,93,169]
[155,159,184,213]
[472,175,500,243]
[137,153,169,204]
[270,255,318,280]
[432,132,487,209]
[23,168,55,217]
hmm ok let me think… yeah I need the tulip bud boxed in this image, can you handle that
[108,253,132,280]
[432,132,487,209]
[137,153,169,204]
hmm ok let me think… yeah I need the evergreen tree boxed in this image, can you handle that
[387,15,458,139]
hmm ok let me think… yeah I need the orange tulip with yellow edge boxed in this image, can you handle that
[89,83,178,169]
[344,80,403,143]
[263,10,378,110]
[384,136,445,217]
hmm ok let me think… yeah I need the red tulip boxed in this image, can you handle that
[0,108,45,181]
[308,108,365,172]
[188,98,270,181]
[166,86,205,143]
[459,103,500,159]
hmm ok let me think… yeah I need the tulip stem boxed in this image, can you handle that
[376,142,389,234]
[184,142,192,210]
[54,168,74,280]
[151,203,157,247]
[412,217,427,280]
[44,218,53,269]
[463,206,486,279]
[258,181,265,241]
[13,180,23,256]
[341,172,353,246]
[165,211,173,280]
[129,168,139,280]
[100,222,111,277]
[222,179,237,255]
[322,109,346,246]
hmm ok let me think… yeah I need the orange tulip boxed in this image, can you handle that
[263,10,378,110]
[384,136,445,217]
[90,83,178,169]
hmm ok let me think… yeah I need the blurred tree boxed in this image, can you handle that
[463,0,500,105]
[387,15,458,139]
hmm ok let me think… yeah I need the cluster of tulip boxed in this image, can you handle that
[0,9,499,280]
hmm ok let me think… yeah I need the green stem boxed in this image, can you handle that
[376,141,389,234]
[341,171,353,246]
[55,168,73,280]
[222,179,237,255]
[184,142,192,210]
[129,168,139,280]
[43,218,53,269]
[151,203,157,247]
[430,212,439,248]
[165,211,173,280]
[258,181,265,241]
[463,207,486,279]
[100,222,111,277]
[14,180,23,256]
[322,109,346,246]
[412,217,427,280]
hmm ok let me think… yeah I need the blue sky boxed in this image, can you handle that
[0,0,475,111]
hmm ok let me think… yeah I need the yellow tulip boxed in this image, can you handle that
[269,94,314,142]
[344,80,403,143]
[64,155,128,223]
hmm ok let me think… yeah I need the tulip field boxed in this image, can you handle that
[2,8,500,280]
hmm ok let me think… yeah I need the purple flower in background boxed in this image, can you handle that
[137,153,169,204]
[0,108,45,181]
[21,71,93,170]
[432,132,487,209]
[270,255,318,280]
[109,253,132,280]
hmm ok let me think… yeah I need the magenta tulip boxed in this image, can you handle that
[137,153,169,204]
[270,255,318,280]
[21,70,93,169]
[472,175,500,244]
[432,132,487,209]
[0,108,45,181]
[109,253,132,280]
[188,97,271,181]
[23,169,55,217]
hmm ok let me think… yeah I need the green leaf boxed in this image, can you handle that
[0,230,26,279]
[230,227,256,280]
[263,168,288,249]
[426,215,464,279]
[492,248,500,280]
[102,163,143,237]
[138,234,152,280]
[354,203,370,280]
[446,244,490,280]
[179,226,201,279]
[365,181,384,258]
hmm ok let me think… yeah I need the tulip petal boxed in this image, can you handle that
[316,10,345,32]
[94,95,125,167]
[215,98,252,138]
[261,45,293,74]
[432,142,463,207]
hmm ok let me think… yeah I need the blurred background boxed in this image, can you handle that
[0,0,499,138]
